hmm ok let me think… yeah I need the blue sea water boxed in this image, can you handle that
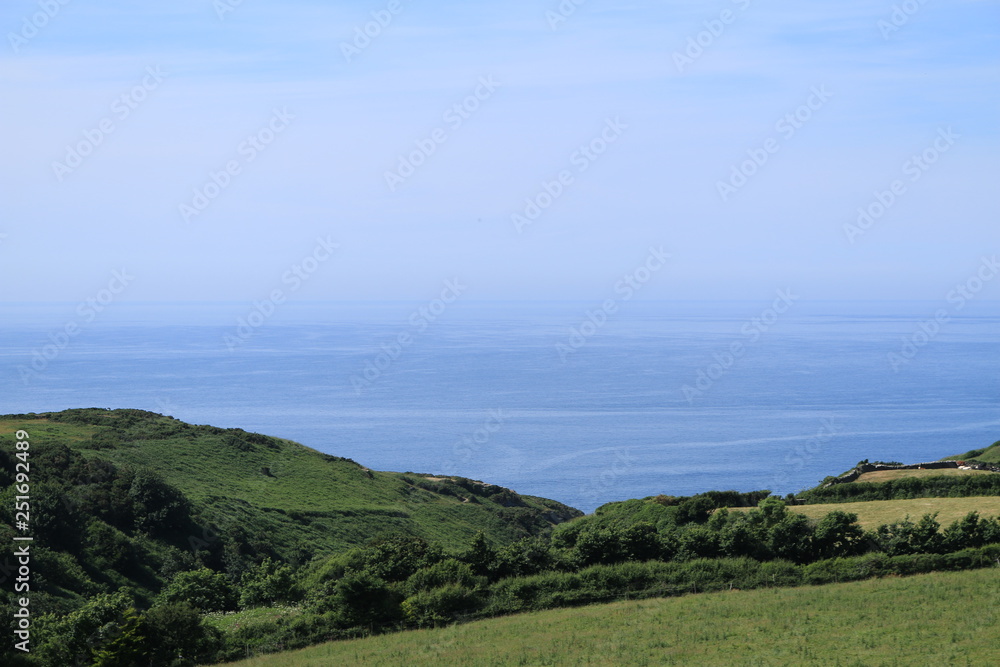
[2,300,998,513]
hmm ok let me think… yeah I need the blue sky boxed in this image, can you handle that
[2,0,998,303]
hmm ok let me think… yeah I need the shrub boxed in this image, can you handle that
[142,602,222,665]
[813,511,865,559]
[406,559,485,596]
[323,572,402,628]
[401,585,480,626]
[160,568,237,612]
[239,557,299,608]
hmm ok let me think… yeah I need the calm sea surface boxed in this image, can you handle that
[2,301,998,513]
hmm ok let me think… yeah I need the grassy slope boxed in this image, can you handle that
[731,496,1000,529]
[945,439,1000,464]
[0,410,580,555]
[855,467,994,483]
[219,568,1000,667]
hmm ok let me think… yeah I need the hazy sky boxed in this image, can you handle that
[2,0,998,304]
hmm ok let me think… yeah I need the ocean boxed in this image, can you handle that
[2,300,998,513]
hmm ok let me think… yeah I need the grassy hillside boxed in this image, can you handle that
[0,409,580,558]
[945,439,1000,464]
[732,496,1000,529]
[3,413,996,666]
[854,467,994,483]
[220,568,1000,667]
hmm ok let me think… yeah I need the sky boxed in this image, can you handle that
[2,0,999,305]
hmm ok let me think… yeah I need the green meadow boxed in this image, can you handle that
[220,568,1000,667]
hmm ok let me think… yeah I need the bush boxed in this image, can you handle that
[142,602,222,666]
[32,591,135,667]
[401,585,480,626]
[322,572,402,628]
[160,568,237,612]
[813,511,865,559]
[239,558,299,608]
[406,559,485,596]
[84,521,138,573]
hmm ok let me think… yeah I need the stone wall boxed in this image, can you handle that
[823,461,959,487]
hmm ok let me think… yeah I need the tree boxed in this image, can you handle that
[942,511,987,551]
[33,591,135,667]
[720,521,769,561]
[493,538,555,578]
[675,525,722,560]
[239,557,298,608]
[676,496,714,524]
[574,528,623,566]
[329,571,402,628]
[142,602,222,665]
[401,585,479,627]
[813,511,865,559]
[757,497,788,526]
[620,522,663,562]
[360,535,442,582]
[160,568,237,612]
[91,609,147,667]
[463,531,498,578]
[768,514,815,563]
[873,518,919,556]
[406,558,485,596]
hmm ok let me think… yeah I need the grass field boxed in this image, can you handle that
[797,497,1000,529]
[728,496,1000,529]
[854,468,995,483]
[217,568,1000,667]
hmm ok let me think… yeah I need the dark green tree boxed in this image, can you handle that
[159,568,237,612]
[813,511,865,559]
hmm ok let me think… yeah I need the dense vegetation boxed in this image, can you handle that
[0,410,578,666]
[793,473,1000,504]
[1,410,997,666]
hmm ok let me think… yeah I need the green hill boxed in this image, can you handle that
[945,439,1000,464]
[220,568,1000,667]
[0,408,580,562]
[3,412,997,667]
